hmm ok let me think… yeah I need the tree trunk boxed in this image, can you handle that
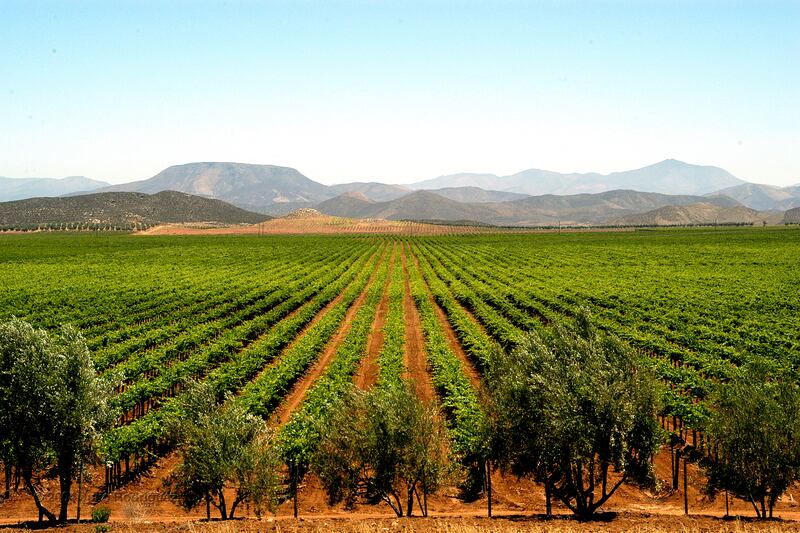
[218,489,228,520]
[23,468,56,523]
[230,496,243,520]
[388,491,404,517]
[545,480,552,517]
[206,493,211,521]
[3,463,10,499]
[423,480,428,517]
[406,483,414,517]
[58,459,73,524]
[749,493,761,518]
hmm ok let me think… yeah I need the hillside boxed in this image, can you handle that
[412,159,745,196]
[0,176,110,202]
[0,191,268,226]
[427,186,529,203]
[608,202,775,226]
[96,162,332,215]
[785,207,800,224]
[317,189,742,226]
[328,182,410,202]
[708,183,800,211]
[317,190,499,223]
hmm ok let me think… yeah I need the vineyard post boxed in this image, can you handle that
[725,489,729,517]
[292,461,299,519]
[545,479,552,517]
[486,461,492,518]
[683,453,688,515]
[422,469,428,517]
[673,446,680,490]
[670,441,676,490]
[76,455,83,523]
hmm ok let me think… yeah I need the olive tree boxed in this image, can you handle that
[0,318,117,524]
[311,381,449,517]
[705,360,800,519]
[164,382,281,520]
[484,310,661,517]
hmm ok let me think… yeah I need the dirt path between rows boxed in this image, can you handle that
[413,246,492,339]
[354,244,396,389]
[0,250,392,526]
[401,244,437,404]
[407,245,483,389]
[271,245,389,427]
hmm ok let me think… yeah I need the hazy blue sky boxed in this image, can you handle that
[2,1,798,185]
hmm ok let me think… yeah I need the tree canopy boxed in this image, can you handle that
[0,318,117,523]
[704,360,800,519]
[484,310,662,517]
[164,382,280,520]
[311,381,449,517]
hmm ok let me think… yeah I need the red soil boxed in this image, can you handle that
[270,245,389,426]
[354,245,395,389]
[401,245,437,405]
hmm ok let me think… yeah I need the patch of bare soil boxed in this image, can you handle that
[138,216,501,236]
[5,446,800,530]
[6,510,800,532]
[400,245,436,405]
[408,246,491,340]
[420,287,482,389]
[354,245,395,390]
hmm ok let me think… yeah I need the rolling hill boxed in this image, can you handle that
[96,162,331,215]
[328,182,411,202]
[0,191,268,226]
[317,189,742,226]
[785,208,800,225]
[0,176,110,202]
[426,187,529,203]
[411,159,745,197]
[708,183,800,211]
[608,203,776,226]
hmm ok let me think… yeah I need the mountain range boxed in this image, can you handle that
[410,159,745,197]
[3,159,799,227]
[316,189,743,226]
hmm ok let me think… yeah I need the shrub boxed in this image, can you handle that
[91,504,111,523]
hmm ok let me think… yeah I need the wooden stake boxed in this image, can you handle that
[683,453,689,515]
[486,461,492,518]
[292,462,299,519]
[76,456,83,523]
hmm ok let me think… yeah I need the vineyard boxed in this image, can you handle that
[1,227,799,528]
